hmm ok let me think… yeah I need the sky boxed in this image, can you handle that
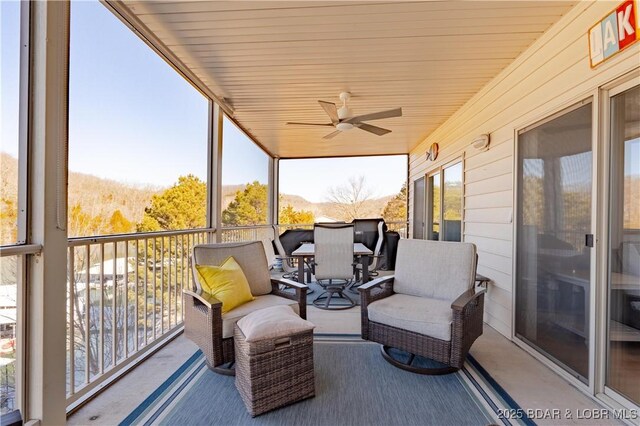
[1,1,20,160]
[279,156,407,202]
[0,0,406,201]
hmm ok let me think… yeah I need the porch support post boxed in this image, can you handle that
[26,1,69,424]
[268,156,279,226]
[211,103,224,243]
[206,100,213,236]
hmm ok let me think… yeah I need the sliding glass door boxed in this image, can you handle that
[606,83,640,405]
[515,102,593,383]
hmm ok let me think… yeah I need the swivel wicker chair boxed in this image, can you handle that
[183,241,308,375]
[359,239,484,374]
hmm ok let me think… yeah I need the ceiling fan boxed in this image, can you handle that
[286,92,402,139]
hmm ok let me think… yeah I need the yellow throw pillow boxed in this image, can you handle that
[195,257,254,314]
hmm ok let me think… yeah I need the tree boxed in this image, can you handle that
[326,175,373,221]
[382,182,407,223]
[69,203,107,237]
[108,210,133,234]
[0,197,18,244]
[138,175,207,232]
[222,181,268,226]
[279,204,314,225]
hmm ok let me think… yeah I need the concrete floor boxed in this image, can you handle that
[69,306,620,426]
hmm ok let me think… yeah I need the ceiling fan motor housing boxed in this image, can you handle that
[337,92,352,122]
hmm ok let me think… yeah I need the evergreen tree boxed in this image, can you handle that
[279,204,314,225]
[108,209,133,234]
[222,181,268,226]
[382,182,407,223]
[138,175,207,231]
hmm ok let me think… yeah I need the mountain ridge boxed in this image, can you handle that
[1,153,396,234]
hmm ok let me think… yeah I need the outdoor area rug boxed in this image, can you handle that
[120,341,501,426]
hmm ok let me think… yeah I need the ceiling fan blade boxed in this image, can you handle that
[318,101,339,124]
[356,123,392,136]
[286,122,334,127]
[345,107,402,124]
[323,130,342,139]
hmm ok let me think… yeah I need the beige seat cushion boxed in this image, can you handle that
[368,293,453,341]
[221,295,299,339]
[237,305,314,343]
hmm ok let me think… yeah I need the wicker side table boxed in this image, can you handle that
[234,306,315,417]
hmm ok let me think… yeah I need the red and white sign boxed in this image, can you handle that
[589,0,639,68]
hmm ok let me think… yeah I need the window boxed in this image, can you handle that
[68,1,209,237]
[66,1,210,400]
[278,156,407,231]
[220,116,269,227]
[1,1,25,417]
[427,161,463,242]
[1,1,21,246]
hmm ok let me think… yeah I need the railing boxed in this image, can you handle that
[0,254,20,416]
[66,228,214,406]
[219,225,274,243]
[0,244,41,416]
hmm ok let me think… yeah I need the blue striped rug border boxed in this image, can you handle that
[142,359,206,426]
[118,350,202,426]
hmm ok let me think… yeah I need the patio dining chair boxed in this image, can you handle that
[352,218,386,286]
[271,225,312,283]
[183,241,308,375]
[312,223,356,310]
[359,239,484,374]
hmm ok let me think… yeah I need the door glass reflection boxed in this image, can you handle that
[607,85,640,404]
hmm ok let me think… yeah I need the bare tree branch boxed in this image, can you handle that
[325,176,374,221]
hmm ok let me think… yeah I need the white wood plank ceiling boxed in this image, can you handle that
[121,1,575,158]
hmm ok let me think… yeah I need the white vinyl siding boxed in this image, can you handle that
[409,1,640,338]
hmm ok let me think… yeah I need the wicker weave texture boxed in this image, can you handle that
[234,326,315,417]
[360,278,484,370]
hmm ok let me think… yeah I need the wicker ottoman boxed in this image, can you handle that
[234,305,315,417]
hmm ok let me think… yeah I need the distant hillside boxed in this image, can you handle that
[0,153,158,238]
[1,152,399,240]
[279,193,392,221]
[222,184,393,221]
[68,171,160,225]
[222,184,247,209]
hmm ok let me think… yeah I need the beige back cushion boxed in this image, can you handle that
[394,239,476,302]
[192,241,272,296]
[314,224,354,280]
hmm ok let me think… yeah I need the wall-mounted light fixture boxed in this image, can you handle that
[471,134,490,152]
[426,143,439,161]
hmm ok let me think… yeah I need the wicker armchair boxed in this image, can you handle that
[183,241,308,375]
[359,239,484,374]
